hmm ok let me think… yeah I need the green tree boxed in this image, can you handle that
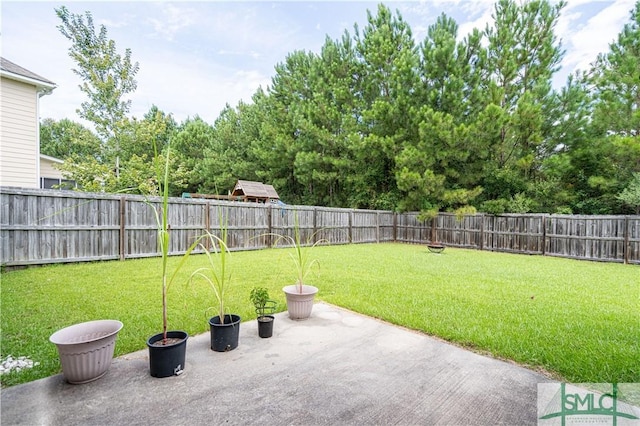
[481,0,566,207]
[197,102,261,194]
[56,5,139,178]
[58,153,165,195]
[56,156,115,193]
[245,88,296,204]
[591,1,640,138]
[396,108,483,214]
[351,4,420,209]
[118,106,178,163]
[564,2,640,213]
[261,50,319,204]
[289,34,360,207]
[171,116,215,194]
[397,14,488,215]
[40,118,101,160]
[533,72,593,213]
[56,107,178,195]
[618,173,640,214]
[419,14,486,121]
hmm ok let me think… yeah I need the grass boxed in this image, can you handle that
[1,243,638,387]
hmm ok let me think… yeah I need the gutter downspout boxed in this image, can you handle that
[36,86,55,188]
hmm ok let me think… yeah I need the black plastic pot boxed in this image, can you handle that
[257,315,274,338]
[209,315,241,352]
[146,330,188,378]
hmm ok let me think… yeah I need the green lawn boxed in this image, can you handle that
[1,243,638,387]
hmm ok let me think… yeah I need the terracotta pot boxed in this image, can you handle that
[282,284,318,320]
[49,319,123,384]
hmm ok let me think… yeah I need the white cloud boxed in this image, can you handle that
[146,3,197,41]
[397,1,494,42]
[457,6,493,39]
[98,15,135,29]
[560,0,635,73]
[129,49,271,124]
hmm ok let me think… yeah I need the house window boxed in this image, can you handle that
[40,177,76,190]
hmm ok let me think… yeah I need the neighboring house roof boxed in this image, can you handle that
[232,180,280,200]
[1,57,56,93]
[40,154,64,164]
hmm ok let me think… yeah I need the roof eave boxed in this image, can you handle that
[1,70,56,95]
[40,154,64,163]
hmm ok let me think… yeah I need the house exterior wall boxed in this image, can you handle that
[0,77,39,188]
[40,157,63,180]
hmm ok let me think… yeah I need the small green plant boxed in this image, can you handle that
[190,212,234,324]
[250,287,276,318]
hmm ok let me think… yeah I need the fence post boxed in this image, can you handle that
[267,205,273,248]
[348,210,353,243]
[204,202,211,251]
[313,207,318,244]
[479,214,484,251]
[376,211,380,243]
[393,212,397,242]
[624,216,630,264]
[542,215,547,256]
[205,202,210,233]
[431,216,436,243]
[486,215,493,251]
[119,196,126,260]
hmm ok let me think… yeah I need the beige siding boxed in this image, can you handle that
[0,77,39,188]
[40,158,64,180]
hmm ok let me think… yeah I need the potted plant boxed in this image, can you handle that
[250,287,277,338]
[145,142,195,378]
[272,211,327,320]
[191,213,241,352]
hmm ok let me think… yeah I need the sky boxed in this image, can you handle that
[1,0,636,128]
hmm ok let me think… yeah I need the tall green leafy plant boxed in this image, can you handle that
[270,211,327,294]
[190,212,234,323]
[148,142,197,343]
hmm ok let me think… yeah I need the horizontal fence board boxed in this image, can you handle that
[1,187,639,266]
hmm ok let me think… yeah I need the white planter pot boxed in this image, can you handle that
[49,319,123,384]
[283,284,318,320]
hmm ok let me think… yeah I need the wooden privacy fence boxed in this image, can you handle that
[1,187,639,266]
[423,213,640,263]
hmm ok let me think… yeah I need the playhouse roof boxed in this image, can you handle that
[231,180,279,200]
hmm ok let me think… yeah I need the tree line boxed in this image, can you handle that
[43,1,640,215]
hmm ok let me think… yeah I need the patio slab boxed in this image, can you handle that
[1,303,552,425]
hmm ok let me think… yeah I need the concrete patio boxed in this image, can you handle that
[1,303,553,425]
